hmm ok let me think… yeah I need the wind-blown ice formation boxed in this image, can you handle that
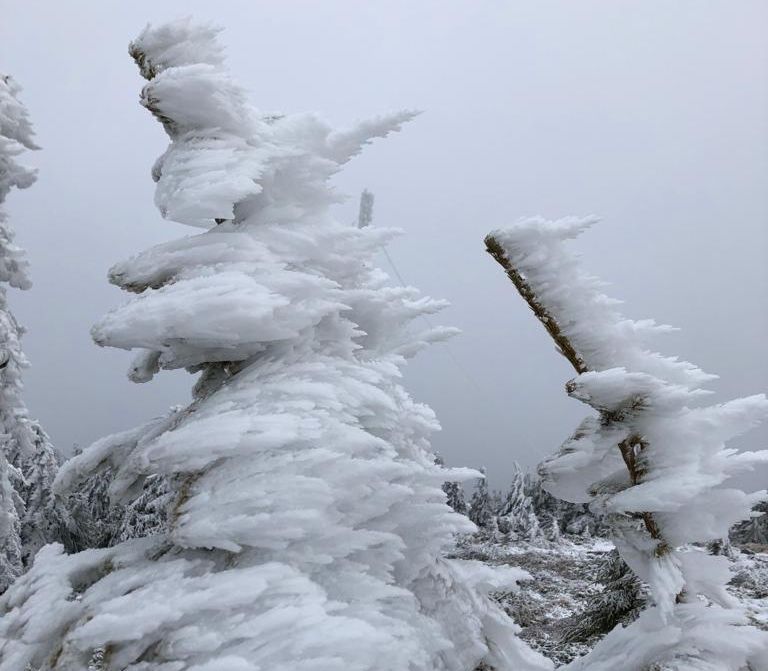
[0,20,550,671]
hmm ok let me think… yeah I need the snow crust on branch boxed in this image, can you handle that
[487,215,768,670]
[0,20,550,671]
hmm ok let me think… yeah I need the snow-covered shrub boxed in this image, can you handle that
[0,21,551,671]
[497,463,540,539]
[485,216,768,669]
[560,548,645,645]
[0,74,72,587]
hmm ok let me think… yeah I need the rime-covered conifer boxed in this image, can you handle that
[526,474,602,538]
[0,74,71,580]
[443,480,468,516]
[62,411,179,550]
[468,469,497,531]
[486,216,768,669]
[0,21,550,671]
[731,501,768,546]
[434,452,469,516]
[497,463,539,539]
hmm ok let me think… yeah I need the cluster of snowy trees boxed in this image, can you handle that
[444,464,604,541]
[0,17,765,671]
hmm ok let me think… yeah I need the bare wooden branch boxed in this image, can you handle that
[485,235,589,375]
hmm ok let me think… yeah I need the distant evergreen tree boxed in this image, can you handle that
[490,488,504,516]
[0,460,20,593]
[497,463,539,538]
[468,469,496,530]
[433,453,468,516]
[16,424,76,563]
[60,413,179,550]
[115,474,171,544]
[0,74,73,582]
[526,473,604,538]
[66,465,119,550]
[731,501,768,545]
[443,481,467,516]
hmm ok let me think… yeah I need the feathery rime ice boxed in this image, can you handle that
[486,216,768,670]
[0,21,550,670]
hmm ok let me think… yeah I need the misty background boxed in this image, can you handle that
[1,1,766,490]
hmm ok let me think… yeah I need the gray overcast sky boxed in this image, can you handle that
[2,1,767,491]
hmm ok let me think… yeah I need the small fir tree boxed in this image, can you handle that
[468,469,497,531]
[443,481,468,516]
[497,463,540,539]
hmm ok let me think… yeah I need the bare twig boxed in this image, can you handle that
[484,235,588,375]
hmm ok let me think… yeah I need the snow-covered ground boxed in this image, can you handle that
[453,534,768,666]
[730,545,768,631]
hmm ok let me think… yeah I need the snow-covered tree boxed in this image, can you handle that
[497,463,539,539]
[62,410,180,551]
[0,454,19,594]
[443,480,468,516]
[731,500,768,546]
[0,74,72,583]
[435,453,469,516]
[15,423,75,564]
[485,216,768,669]
[0,21,550,671]
[526,474,603,538]
[469,468,497,532]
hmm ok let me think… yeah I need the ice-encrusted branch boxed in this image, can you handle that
[485,226,666,552]
[484,233,589,375]
[486,215,768,669]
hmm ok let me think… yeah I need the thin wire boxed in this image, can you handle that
[357,190,496,402]
[381,239,494,402]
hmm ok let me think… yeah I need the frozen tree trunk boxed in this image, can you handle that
[0,75,72,588]
[485,217,768,670]
[0,21,551,671]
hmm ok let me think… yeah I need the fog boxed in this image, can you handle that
[2,0,766,490]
